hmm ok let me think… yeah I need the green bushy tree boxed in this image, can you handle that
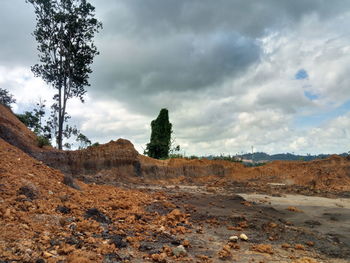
[145,108,172,159]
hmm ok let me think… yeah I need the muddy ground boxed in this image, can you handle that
[126,184,350,263]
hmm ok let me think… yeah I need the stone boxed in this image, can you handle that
[85,208,111,224]
[103,253,122,263]
[229,235,239,242]
[138,243,155,252]
[42,251,54,258]
[172,245,187,257]
[18,184,39,200]
[63,175,81,190]
[109,235,127,249]
[239,233,248,241]
[56,205,71,214]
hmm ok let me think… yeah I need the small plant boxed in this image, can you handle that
[212,154,242,163]
[169,153,184,159]
[37,135,51,148]
[244,162,267,167]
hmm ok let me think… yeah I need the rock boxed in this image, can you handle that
[42,251,54,258]
[239,233,248,241]
[172,245,187,257]
[109,235,127,249]
[49,239,61,246]
[65,236,81,246]
[18,184,39,200]
[229,235,239,242]
[251,244,274,254]
[63,175,81,190]
[304,220,321,227]
[103,253,122,263]
[68,222,77,231]
[85,208,111,224]
[170,239,181,246]
[182,240,190,247]
[151,253,166,262]
[138,243,155,252]
[56,205,71,214]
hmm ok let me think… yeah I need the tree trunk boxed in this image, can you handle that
[58,85,63,150]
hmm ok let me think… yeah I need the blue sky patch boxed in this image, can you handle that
[304,90,318,100]
[295,69,308,80]
[294,100,350,128]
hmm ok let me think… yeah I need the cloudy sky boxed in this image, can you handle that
[1,0,350,155]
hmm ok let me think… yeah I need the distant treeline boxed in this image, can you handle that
[236,152,349,162]
[169,152,349,163]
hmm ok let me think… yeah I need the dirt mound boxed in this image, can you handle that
[0,104,46,153]
[139,155,243,180]
[140,156,350,192]
[33,138,140,179]
[0,104,141,180]
[0,138,192,262]
[227,156,350,192]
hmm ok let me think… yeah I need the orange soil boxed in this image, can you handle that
[0,138,189,262]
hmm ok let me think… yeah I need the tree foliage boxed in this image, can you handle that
[76,132,91,149]
[27,0,102,149]
[16,100,47,135]
[0,88,16,108]
[145,108,172,159]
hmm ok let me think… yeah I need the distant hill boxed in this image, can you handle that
[237,152,349,162]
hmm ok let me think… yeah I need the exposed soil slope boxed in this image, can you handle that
[0,138,194,262]
[0,104,140,178]
[140,156,350,193]
[1,103,350,193]
[0,104,44,154]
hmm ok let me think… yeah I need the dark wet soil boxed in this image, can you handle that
[142,186,350,262]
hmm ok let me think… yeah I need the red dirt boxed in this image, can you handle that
[0,138,190,262]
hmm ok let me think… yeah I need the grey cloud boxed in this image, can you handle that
[255,88,312,114]
[0,1,37,67]
[91,31,260,108]
[99,0,350,37]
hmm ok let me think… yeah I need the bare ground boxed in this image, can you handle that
[133,184,350,262]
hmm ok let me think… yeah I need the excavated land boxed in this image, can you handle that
[0,104,350,262]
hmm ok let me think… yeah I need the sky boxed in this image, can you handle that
[1,0,350,155]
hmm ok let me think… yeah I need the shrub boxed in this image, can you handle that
[37,135,51,148]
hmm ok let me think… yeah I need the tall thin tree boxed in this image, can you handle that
[27,0,102,149]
